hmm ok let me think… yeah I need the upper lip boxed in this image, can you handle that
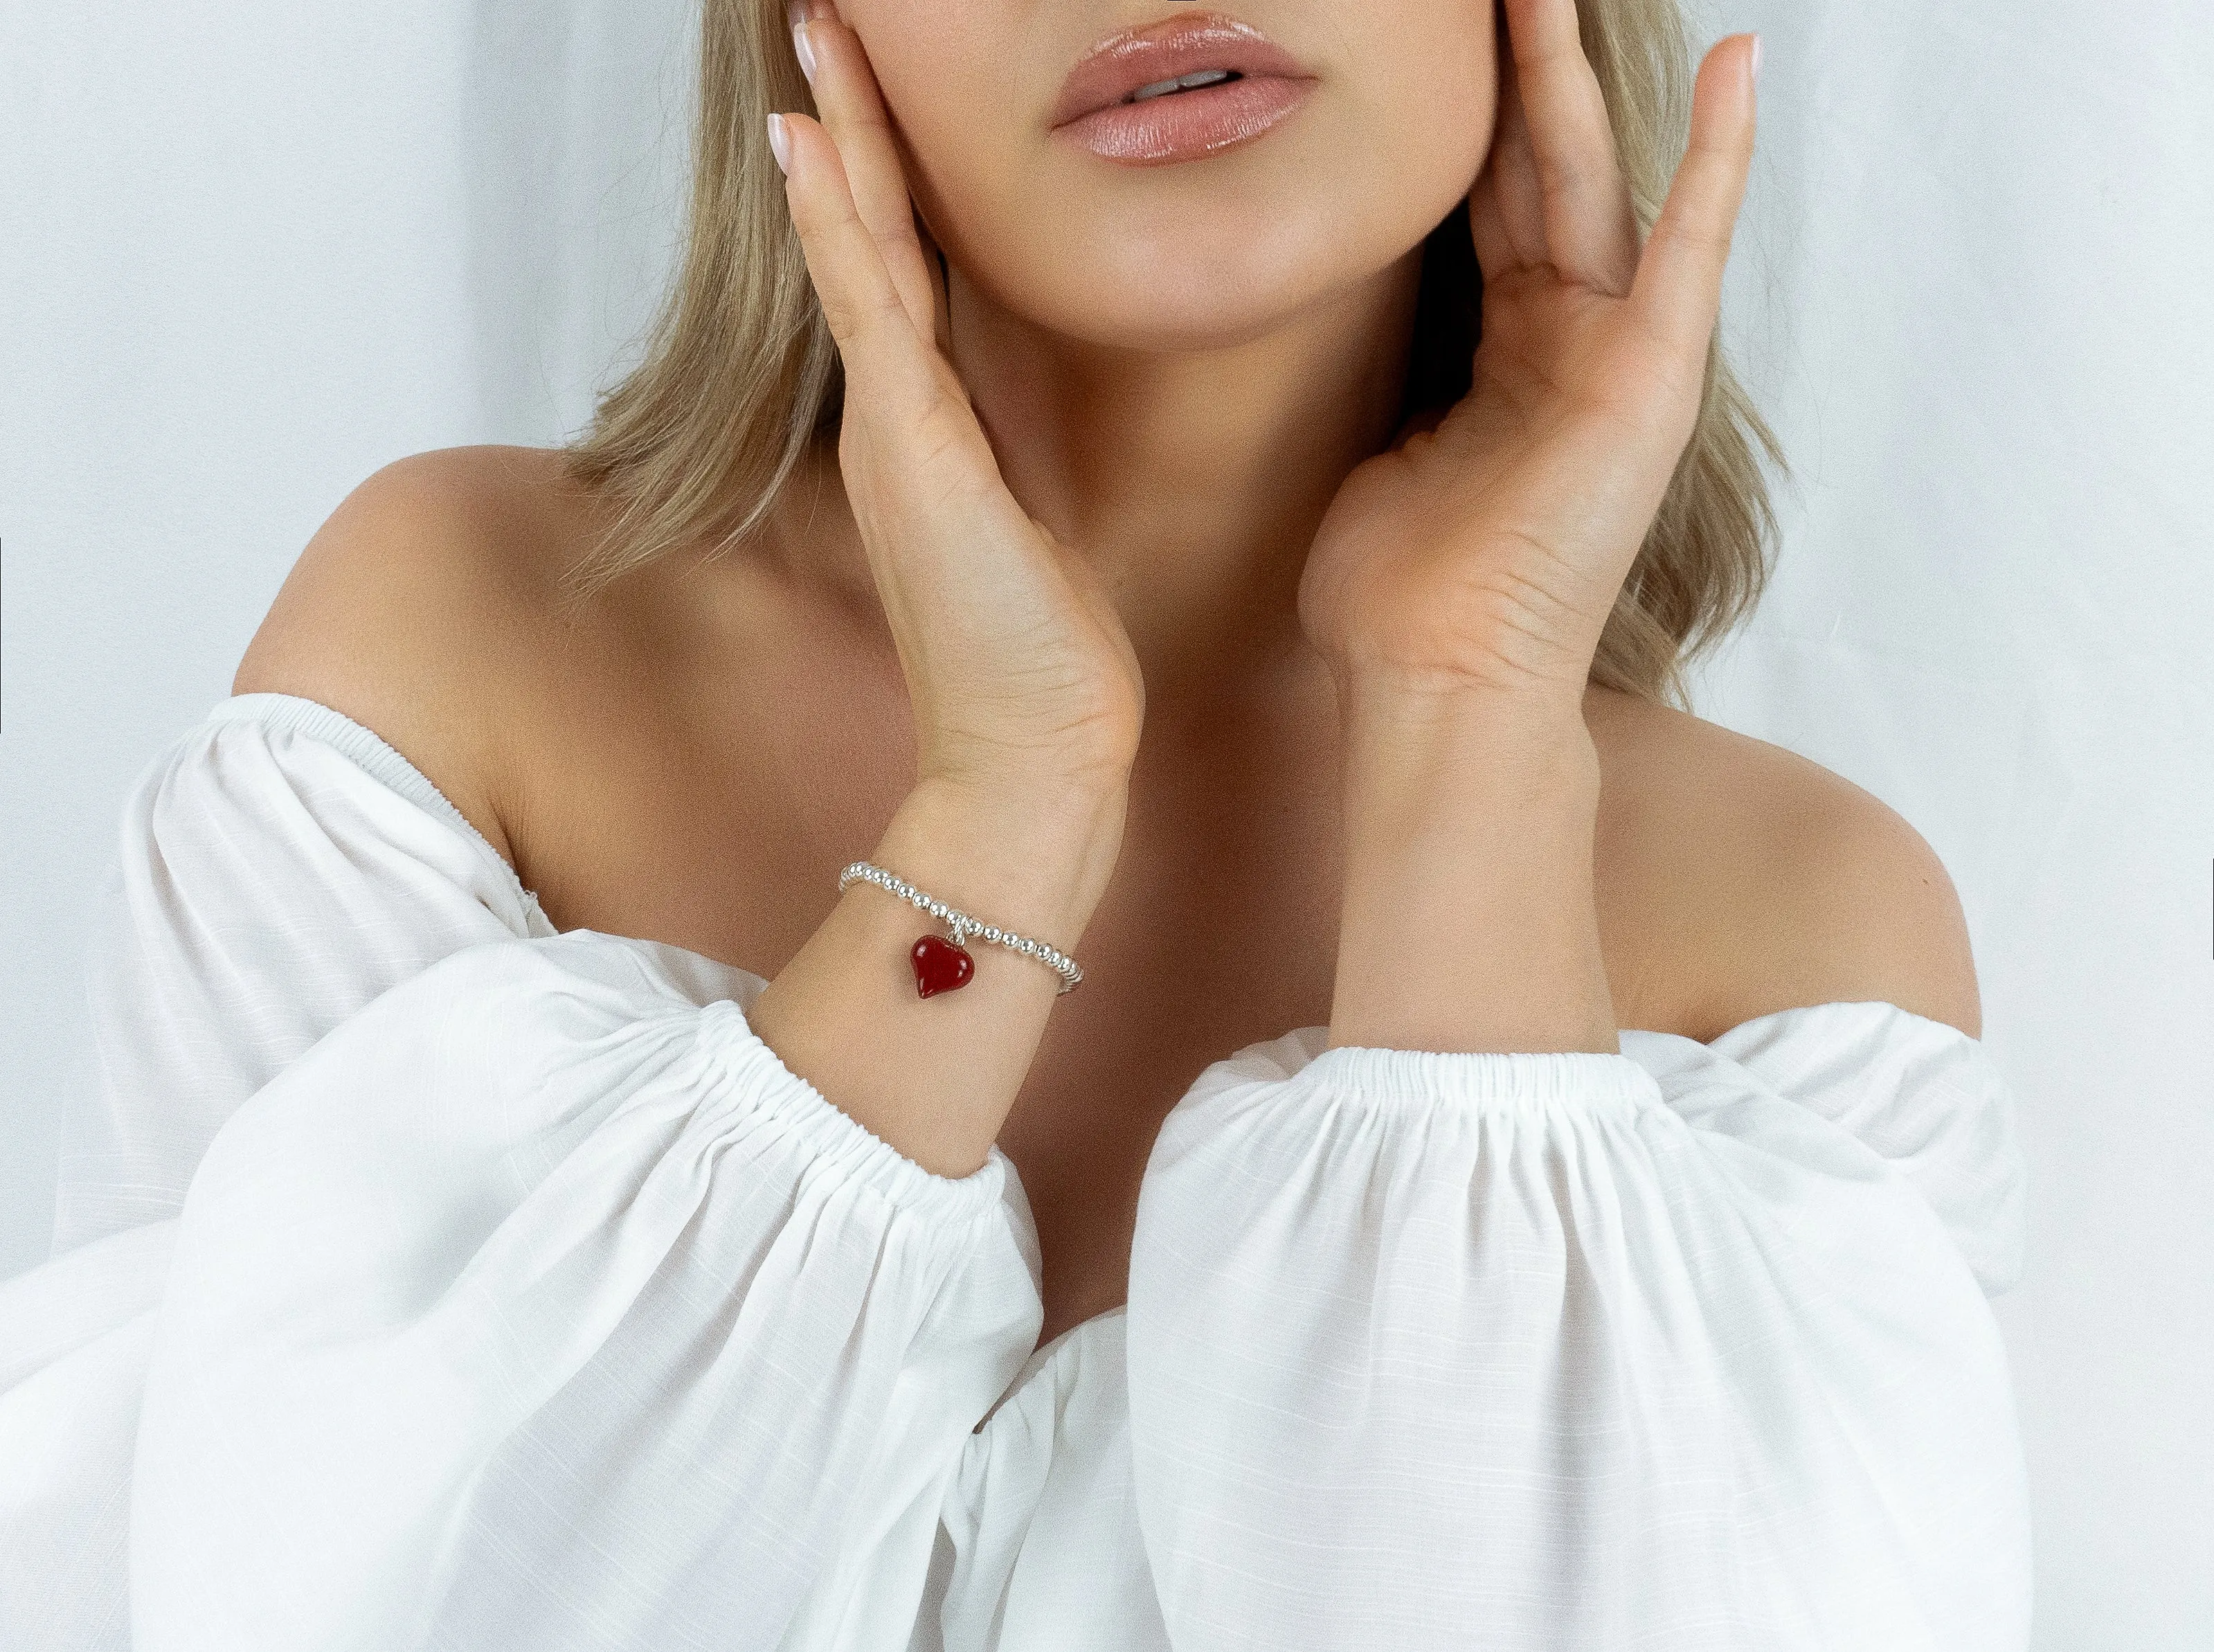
[1050,11,1313,129]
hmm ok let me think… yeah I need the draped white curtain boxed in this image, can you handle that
[2,1,2208,1644]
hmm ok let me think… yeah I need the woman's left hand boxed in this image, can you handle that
[1299,2,1761,716]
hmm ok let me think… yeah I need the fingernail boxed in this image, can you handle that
[1749,33,1763,85]
[766,112,792,177]
[791,19,817,85]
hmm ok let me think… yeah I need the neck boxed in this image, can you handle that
[952,249,1425,690]
[773,246,1427,703]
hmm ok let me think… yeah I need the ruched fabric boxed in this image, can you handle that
[0,694,2032,1651]
[1127,1027,2028,1651]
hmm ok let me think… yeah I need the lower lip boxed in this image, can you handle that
[1054,75,1315,165]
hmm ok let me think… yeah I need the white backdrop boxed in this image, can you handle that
[3,1,2209,1646]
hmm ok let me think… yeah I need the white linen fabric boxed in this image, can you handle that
[0,692,2033,1652]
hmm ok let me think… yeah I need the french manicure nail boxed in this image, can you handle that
[792,19,817,85]
[1750,34,1763,85]
[766,112,791,177]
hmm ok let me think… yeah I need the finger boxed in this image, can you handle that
[793,10,938,342]
[1469,37,1549,278]
[771,111,946,429]
[1627,33,1759,366]
[1497,0,1641,294]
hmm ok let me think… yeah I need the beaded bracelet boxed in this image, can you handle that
[838,860,1083,998]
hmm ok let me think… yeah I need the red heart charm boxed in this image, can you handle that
[910,933,975,998]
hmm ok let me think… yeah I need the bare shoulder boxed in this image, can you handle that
[231,444,595,870]
[1586,687,1982,1042]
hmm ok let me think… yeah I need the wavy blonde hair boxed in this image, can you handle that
[560,0,1786,711]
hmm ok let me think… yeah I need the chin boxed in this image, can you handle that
[934,150,1479,357]
[1021,211,1378,352]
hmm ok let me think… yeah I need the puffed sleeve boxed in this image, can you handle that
[1123,1005,2032,1652]
[56,692,552,1253]
[7,692,541,1652]
[0,695,1045,1652]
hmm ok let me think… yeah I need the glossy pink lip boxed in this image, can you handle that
[1056,75,1314,165]
[1050,12,1316,165]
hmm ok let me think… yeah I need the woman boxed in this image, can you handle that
[0,0,2031,1646]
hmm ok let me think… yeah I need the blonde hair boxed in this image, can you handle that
[561,0,1787,711]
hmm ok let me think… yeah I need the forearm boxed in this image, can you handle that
[749,772,1126,1178]
[1327,681,1617,1055]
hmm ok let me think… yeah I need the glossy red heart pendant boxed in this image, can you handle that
[910,933,975,998]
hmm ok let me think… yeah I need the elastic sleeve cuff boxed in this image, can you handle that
[1290,1042,1665,1120]
[693,997,1011,1227]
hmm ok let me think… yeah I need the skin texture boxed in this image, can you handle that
[235,1,1982,1348]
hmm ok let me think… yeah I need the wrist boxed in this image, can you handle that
[1338,666,1592,747]
[1328,675,1612,1056]
[874,771,1128,955]
[1338,676,1600,834]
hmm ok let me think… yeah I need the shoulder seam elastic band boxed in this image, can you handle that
[201,692,546,919]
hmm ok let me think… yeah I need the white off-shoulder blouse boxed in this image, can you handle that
[0,693,2033,1652]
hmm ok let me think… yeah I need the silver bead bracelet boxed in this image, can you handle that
[838,859,1083,998]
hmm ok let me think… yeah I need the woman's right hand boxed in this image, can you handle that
[748,5,1142,1177]
[773,6,1144,802]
